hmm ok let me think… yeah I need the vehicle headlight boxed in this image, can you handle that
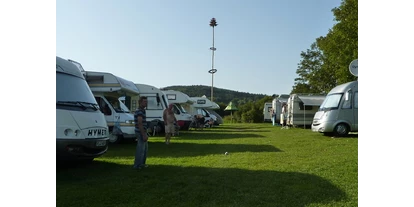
[125,120,135,124]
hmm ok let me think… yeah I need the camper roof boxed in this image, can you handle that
[56,56,84,79]
[329,81,358,94]
[85,71,139,95]
[162,90,194,104]
[190,97,215,108]
[296,95,326,106]
[279,94,290,99]
[135,83,164,94]
[210,101,220,109]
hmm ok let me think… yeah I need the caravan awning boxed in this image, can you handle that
[297,96,326,106]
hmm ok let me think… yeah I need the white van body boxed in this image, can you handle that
[263,102,273,122]
[162,90,194,130]
[271,94,290,124]
[56,57,109,161]
[286,94,326,128]
[207,101,222,125]
[182,97,218,127]
[312,81,358,136]
[206,109,223,125]
[83,71,140,144]
[135,83,169,131]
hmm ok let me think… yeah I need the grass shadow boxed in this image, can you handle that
[57,162,347,207]
[104,142,281,158]
[179,132,266,140]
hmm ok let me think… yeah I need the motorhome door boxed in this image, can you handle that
[95,96,115,127]
[353,91,358,130]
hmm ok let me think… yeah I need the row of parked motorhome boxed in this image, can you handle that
[265,63,358,137]
[56,56,222,161]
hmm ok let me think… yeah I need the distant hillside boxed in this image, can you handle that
[161,85,268,104]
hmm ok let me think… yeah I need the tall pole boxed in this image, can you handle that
[209,18,218,102]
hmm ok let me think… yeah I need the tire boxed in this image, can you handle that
[333,123,350,137]
[108,133,123,144]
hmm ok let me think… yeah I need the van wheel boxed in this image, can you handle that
[108,133,122,144]
[333,123,349,137]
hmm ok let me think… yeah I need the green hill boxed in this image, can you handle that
[161,85,268,105]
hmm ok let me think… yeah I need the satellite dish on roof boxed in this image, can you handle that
[349,59,358,77]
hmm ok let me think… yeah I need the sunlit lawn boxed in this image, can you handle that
[56,123,357,207]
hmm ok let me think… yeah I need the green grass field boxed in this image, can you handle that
[57,123,357,207]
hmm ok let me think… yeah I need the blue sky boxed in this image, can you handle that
[57,0,342,96]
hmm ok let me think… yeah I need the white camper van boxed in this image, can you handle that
[312,81,358,136]
[82,71,140,144]
[312,59,358,136]
[183,97,218,127]
[135,83,169,132]
[56,57,108,161]
[263,102,272,122]
[271,94,290,124]
[210,101,222,125]
[207,109,223,125]
[286,94,326,128]
[162,90,194,130]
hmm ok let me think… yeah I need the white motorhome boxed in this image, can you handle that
[271,94,290,124]
[312,59,358,136]
[207,109,223,125]
[182,96,218,127]
[312,81,358,136]
[208,101,222,125]
[81,71,140,144]
[263,102,272,122]
[135,83,169,132]
[286,94,326,128]
[56,57,108,161]
[162,90,194,130]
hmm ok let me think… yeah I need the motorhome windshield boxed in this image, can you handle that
[56,73,98,111]
[106,96,130,113]
[319,93,343,111]
[176,104,187,113]
[119,100,130,113]
[196,108,210,117]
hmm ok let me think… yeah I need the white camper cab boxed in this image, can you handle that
[286,94,326,128]
[162,90,193,130]
[84,71,140,144]
[135,83,169,132]
[56,57,108,161]
[207,109,223,125]
[312,60,358,136]
[182,97,218,127]
[272,94,290,124]
[263,102,272,122]
[206,101,222,125]
[312,81,358,136]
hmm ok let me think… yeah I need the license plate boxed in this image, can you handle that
[96,140,106,147]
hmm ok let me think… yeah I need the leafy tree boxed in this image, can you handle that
[293,0,358,94]
[320,0,358,84]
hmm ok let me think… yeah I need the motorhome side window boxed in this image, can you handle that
[342,91,352,109]
[167,94,176,100]
[132,100,137,110]
[299,103,313,110]
[147,96,163,110]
